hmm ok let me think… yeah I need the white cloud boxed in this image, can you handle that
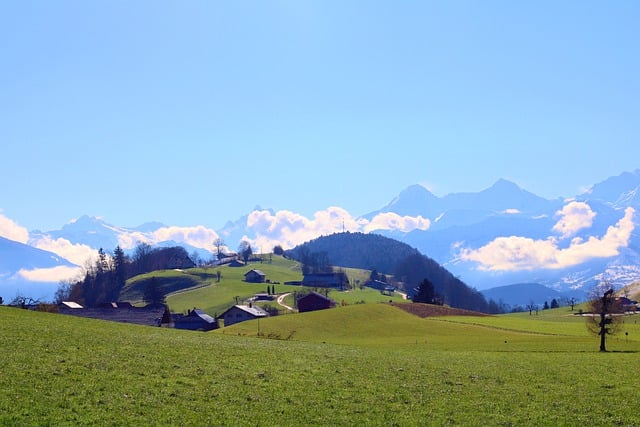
[29,236,97,266]
[501,209,521,215]
[17,265,83,283]
[116,226,220,251]
[152,226,220,251]
[245,207,356,250]
[460,207,635,271]
[0,213,29,243]
[117,230,151,250]
[244,207,431,251]
[552,201,596,238]
[363,212,430,233]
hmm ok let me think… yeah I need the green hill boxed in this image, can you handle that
[286,232,491,312]
[2,304,640,425]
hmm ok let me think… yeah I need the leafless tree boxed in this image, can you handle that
[214,238,225,260]
[585,282,625,352]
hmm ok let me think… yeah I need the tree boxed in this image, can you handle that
[543,301,549,310]
[526,301,536,316]
[550,298,560,309]
[586,285,624,352]
[214,238,225,260]
[112,245,127,300]
[273,245,284,256]
[413,278,441,305]
[143,277,165,306]
[238,240,253,264]
[54,280,73,304]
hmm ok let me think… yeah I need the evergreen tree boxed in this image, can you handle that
[413,278,439,304]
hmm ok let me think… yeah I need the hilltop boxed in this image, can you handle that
[286,232,493,312]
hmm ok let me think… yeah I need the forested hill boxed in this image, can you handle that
[286,232,421,274]
[286,232,494,313]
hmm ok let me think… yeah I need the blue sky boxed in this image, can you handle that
[2,1,639,232]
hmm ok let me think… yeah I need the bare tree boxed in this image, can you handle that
[586,284,624,352]
[238,240,253,263]
[214,238,225,260]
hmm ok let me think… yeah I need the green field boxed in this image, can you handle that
[2,301,640,426]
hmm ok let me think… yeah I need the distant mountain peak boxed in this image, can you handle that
[373,183,439,218]
[486,178,523,193]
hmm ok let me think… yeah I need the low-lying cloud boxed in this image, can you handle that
[460,206,635,271]
[116,226,221,252]
[0,213,29,244]
[245,207,430,251]
[17,265,84,283]
[29,235,98,266]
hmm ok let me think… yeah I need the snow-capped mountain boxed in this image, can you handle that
[2,169,640,302]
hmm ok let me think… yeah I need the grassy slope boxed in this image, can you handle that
[164,257,406,316]
[2,305,640,425]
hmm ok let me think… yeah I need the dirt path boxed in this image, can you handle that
[276,293,295,311]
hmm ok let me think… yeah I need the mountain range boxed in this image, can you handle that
[2,169,640,305]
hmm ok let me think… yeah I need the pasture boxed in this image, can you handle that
[2,302,639,426]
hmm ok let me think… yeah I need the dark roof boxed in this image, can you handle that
[245,269,266,277]
[59,304,170,327]
[298,291,336,304]
[188,309,216,323]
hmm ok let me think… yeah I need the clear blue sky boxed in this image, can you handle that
[2,1,639,231]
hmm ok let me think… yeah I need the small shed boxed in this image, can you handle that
[220,304,269,327]
[297,291,337,313]
[244,269,266,283]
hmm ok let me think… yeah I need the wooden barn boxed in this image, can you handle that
[244,269,266,283]
[220,304,268,327]
[297,291,337,313]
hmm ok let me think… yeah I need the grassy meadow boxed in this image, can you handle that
[2,300,640,426]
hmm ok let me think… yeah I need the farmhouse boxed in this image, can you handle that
[173,309,218,331]
[297,291,337,313]
[302,272,349,289]
[220,304,268,327]
[244,269,266,283]
[58,302,172,327]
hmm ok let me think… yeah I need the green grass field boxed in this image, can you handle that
[2,301,640,426]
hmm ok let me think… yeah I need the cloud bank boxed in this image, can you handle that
[29,236,98,267]
[0,213,29,244]
[116,226,220,252]
[17,265,83,283]
[244,207,430,251]
[460,205,635,271]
